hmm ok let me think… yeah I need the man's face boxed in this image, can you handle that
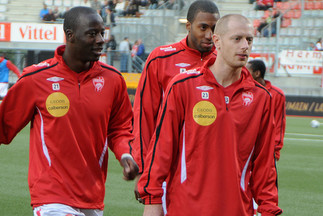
[186,12,219,53]
[70,13,105,62]
[214,18,254,68]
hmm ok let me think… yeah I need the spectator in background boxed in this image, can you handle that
[256,16,268,36]
[315,38,323,51]
[115,0,128,16]
[80,0,91,7]
[106,34,117,66]
[105,6,116,27]
[39,4,49,19]
[53,6,61,19]
[43,8,56,22]
[307,42,315,51]
[131,40,139,58]
[262,10,281,37]
[91,0,103,15]
[124,0,140,17]
[136,39,145,61]
[101,0,109,21]
[119,37,131,72]
[255,0,273,10]
[148,0,158,9]
[0,53,21,100]
[60,7,70,19]
[246,59,286,161]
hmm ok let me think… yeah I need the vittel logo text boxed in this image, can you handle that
[19,25,57,41]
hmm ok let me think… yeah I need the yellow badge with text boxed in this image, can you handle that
[46,92,70,117]
[192,101,217,126]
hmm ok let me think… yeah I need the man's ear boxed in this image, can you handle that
[186,21,191,32]
[213,34,220,50]
[65,29,74,42]
[255,70,261,78]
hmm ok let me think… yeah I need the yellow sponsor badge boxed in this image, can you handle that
[192,101,217,126]
[46,92,70,117]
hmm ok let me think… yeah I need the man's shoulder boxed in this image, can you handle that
[150,41,184,57]
[270,85,285,96]
[168,68,203,86]
[22,58,57,77]
[97,61,123,77]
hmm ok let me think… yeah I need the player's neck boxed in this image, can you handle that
[63,49,91,73]
[210,60,242,88]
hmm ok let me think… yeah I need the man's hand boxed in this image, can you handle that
[143,204,163,216]
[120,154,139,181]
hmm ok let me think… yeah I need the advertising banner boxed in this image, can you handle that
[286,95,323,117]
[249,51,323,75]
[0,23,11,42]
[10,23,65,43]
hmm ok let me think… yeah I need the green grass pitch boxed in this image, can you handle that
[0,116,322,215]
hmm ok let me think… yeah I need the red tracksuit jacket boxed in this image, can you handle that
[133,37,216,173]
[0,45,134,210]
[138,58,282,216]
[265,80,286,160]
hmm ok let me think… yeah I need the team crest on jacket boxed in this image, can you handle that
[242,91,253,106]
[92,76,105,92]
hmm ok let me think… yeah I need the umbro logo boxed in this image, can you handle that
[175,63,191,67]
[196,85,214,91]
[47,77,64,82]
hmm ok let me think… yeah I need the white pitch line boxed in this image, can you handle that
[284,138,323,142]
[285,133,323,138]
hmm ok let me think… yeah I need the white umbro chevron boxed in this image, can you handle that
[47,77,64,82]
[196,85,214,91]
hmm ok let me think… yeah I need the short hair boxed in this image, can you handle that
[214,14,251,35]
[63,6,98,33]
[248,59,266,79]
[187,0,219,23]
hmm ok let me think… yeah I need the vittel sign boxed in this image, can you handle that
[10,23,64,43]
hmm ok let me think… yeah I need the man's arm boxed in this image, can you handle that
[6,60,21,78]
[0,74,34,144]
[133,51,162,174]
[273,93,286,161]
[137,79,183,205]
[252,95,282,216]
[107,75,135,161]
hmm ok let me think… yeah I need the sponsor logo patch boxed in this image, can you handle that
[160,46,176,52]
[92,76,105,92]
[192,101,217,126]
[242,91,253,106]
[46,92,70,117]
[34,62,50,67]
[183,69,200,74]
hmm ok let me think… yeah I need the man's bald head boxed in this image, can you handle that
[214,14,252,36]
